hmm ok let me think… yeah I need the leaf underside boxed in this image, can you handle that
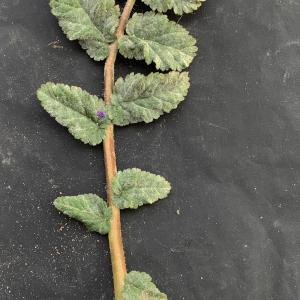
[142,0,205,15]
[112,168,171,209]
[119,12,197,71]
[123,271,168,300]
[50,0,120,60]
[54,194,112,234]
[109,72,190,126]
[37,82,109,146]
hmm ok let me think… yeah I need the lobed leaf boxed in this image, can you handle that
[142,0,205,15]
[54,194,112,234]
[50,0,120,60]
[123,271,168,300]
[109,72,190,126]
[112,168,171,209]
[37,82,109,146]
[118,12,197,71]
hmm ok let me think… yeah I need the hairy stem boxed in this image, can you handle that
[103,0,136,299]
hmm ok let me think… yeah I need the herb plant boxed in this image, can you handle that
[37,0,205,298]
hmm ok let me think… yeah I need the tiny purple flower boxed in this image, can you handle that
[96,110,106,120]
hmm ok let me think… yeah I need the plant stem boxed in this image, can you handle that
[103,0,135,299]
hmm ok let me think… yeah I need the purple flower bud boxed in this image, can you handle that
[96,110,106,119]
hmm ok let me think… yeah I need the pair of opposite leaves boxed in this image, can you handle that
[54,168,171,234]
[53,169,171,300]
[49,0,202,66]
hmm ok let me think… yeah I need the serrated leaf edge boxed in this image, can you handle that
[119,12,198,71]
[112,168,172,209]
[53,193,112,234]
[37,82,109,146]
[109,71,190,126]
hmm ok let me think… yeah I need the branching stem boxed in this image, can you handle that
[103,0,136,299]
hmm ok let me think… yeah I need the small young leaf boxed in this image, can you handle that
[54,194,112,234]
[109,72,190,126]
[119,12,197,71]
[37,83,109,146]
[123,271,167,300]
[112,168,171,209]
[50,0,120,60]
[142,0,205,15]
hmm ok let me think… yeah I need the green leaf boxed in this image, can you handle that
[142,0,205,15]
[112,168,171,209]
[109,72,190,126]
[50,0,120,61]
[37,82,109,146]
[54,194,112,234]
[118,12,197,71]
[123,271,168,300]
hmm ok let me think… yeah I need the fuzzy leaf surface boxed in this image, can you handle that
[109,72,190,126]
[54,194,112,234]
[37,83,109,146]
[112,168,171,209]
[119,12,197,71]
[123,271,167,300]
[142,0,205,15]
[50,0,120,60]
